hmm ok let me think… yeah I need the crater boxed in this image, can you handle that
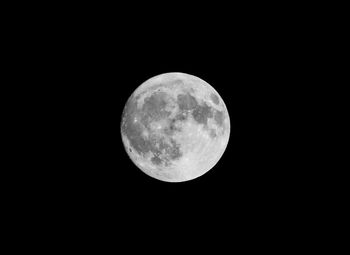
[210,93,220,105]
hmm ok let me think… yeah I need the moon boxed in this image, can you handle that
[121,72,230,182]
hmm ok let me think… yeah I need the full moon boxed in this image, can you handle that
[121,72,230,182]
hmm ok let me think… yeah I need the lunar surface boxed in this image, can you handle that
[121,72,230,182]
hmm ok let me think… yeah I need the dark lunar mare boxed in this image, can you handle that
[214,110,224,127]
[192,102,214,126]
[121,94,152,155]
[175,91,225,134]
[177,93,198,111]
[122,90,226,166]
[141,91,170,121]
[122,91,183,166]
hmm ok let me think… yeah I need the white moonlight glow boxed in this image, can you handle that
[121,72,230,182]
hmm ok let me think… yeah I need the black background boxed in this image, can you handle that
[12,3,327,247]
[61,23,298,195]
[47,20,304,223]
